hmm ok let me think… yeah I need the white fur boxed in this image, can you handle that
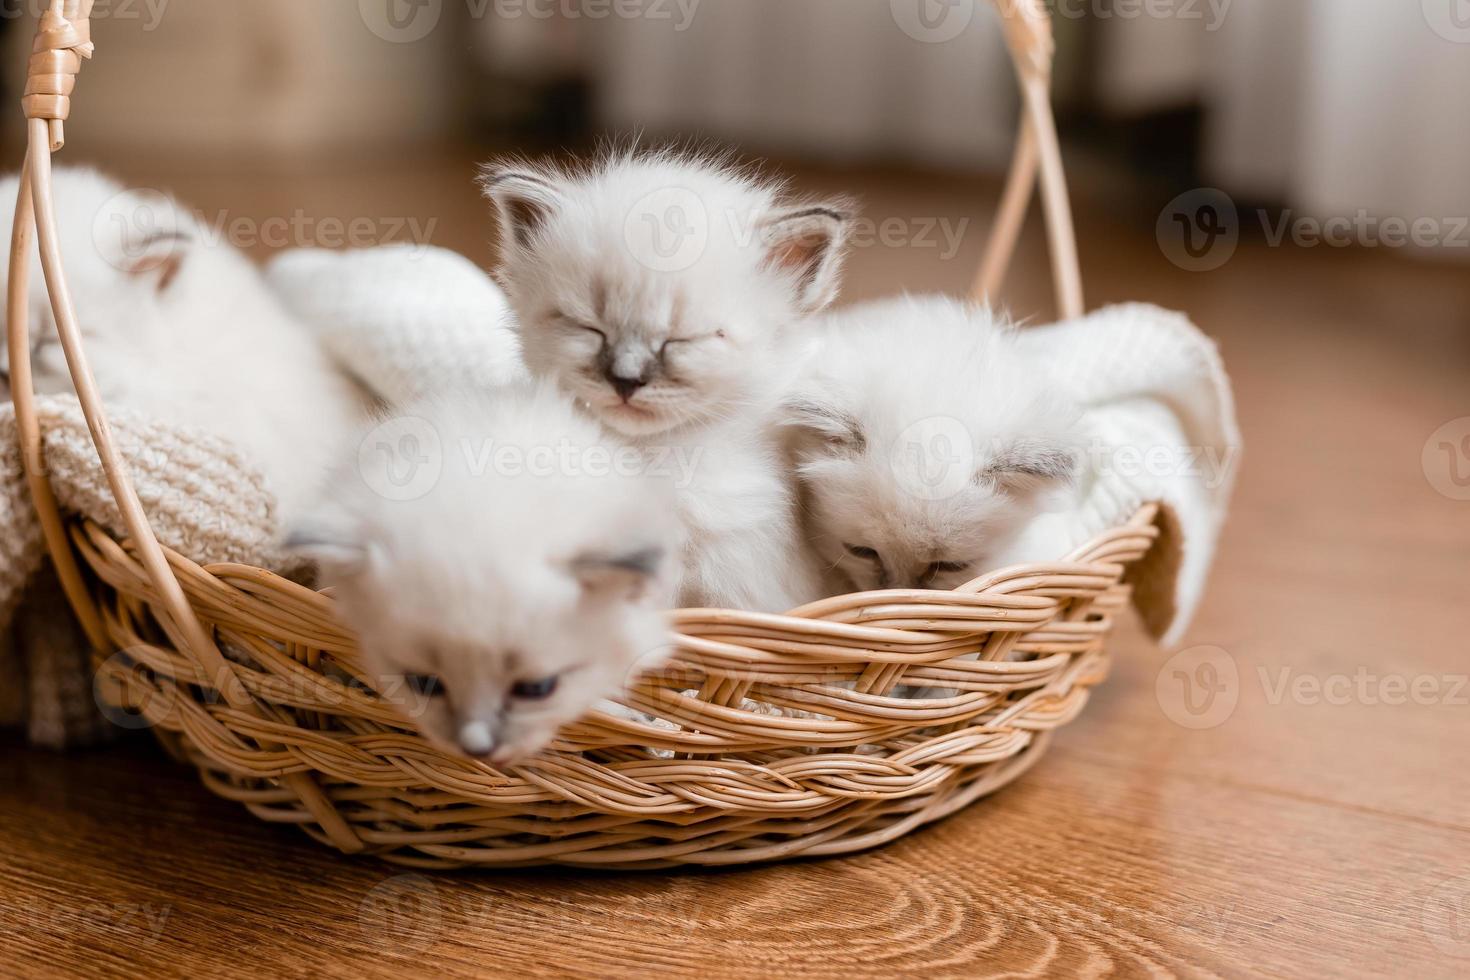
[0,167,367,525]
[289,382,683,764]
[482,151,849,611]
[786,294,1085,593]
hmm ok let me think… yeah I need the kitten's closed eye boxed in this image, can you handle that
[553,312,606,342]
[662,330,725,347]
[844,543,880,562]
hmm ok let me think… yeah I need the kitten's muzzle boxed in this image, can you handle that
[602,346,658,402]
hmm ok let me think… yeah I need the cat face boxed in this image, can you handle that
[792,428,1077,592]
[481,155,852,438]
[785,297,1083,593]
[323,542,673,764]
[289,385,682,764]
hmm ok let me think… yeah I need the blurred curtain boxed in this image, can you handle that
[1210,0,1470,226]
[1097,0,1470,232]
[477,0,1470,247]
[476,0,1019,170]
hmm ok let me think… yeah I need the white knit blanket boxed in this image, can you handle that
[1011,303,1241,646]
[265,243,526,406]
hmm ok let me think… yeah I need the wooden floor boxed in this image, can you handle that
[4,149,1470,978]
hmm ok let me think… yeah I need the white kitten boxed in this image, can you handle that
[287,382,683,764]
[480,150,850,611]
[0,167,367,524]
[784,294,1084,593]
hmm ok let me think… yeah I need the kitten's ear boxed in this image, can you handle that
[570,547,666,604]
[100,189,192,293]
[760,202,854,314]
[478,165,566,253]
[982,442,1079,497]
[781,396,866,456]
[284,511,375,579]
[121,231,190,293]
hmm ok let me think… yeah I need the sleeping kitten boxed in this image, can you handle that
[0,167,368,524]
[784,294,1084,593]
[287,382,682,764]
[479,150,850,611]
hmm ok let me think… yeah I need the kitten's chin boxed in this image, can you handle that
[595,401,680,437]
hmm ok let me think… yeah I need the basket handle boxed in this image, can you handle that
[973,0,1084,320]
[8,0,363,852]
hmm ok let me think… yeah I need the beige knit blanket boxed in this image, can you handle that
[0,397,284,747]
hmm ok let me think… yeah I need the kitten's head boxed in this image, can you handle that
[287,384,682,764]
[785,296,1083,592]
[0,166,217,400]
[480,151,853,438]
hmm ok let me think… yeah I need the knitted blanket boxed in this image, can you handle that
[265,243,526,406]
[1011,303,1242,646]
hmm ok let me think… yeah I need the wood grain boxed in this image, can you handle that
[3,149,1469,978]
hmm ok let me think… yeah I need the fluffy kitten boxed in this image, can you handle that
[480,150,850,611]
[784,294,1084,593]
[288,383,682,764]
[0,167,367,524]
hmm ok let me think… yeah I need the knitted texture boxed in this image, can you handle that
[266,244,525,408]
[0,424,47,629]
[31,397,285,568]
[0,396,283,746]
[1013,303,1241,646]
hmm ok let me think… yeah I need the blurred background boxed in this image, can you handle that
[5,0,1470,216]
[2,0,1468,291]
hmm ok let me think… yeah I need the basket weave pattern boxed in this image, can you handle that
[83,507,1156,868]
[9,0,1158,868]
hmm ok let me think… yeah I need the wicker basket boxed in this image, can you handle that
[8,0,1160,869]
